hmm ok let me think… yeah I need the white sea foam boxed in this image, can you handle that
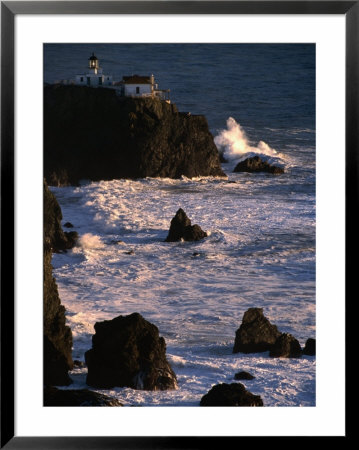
[214,117,286,166]
[77,233,104,250]
[52,151,315,407]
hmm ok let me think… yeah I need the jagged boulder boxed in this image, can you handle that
[44,386,122,406]
[302,338,316,356]
[269,333,302,358]
[200,383,263,406]
[165,208,207,242]
[233,156,284,174]
[234,371,255,380]
[85,312,177,390]
[44,179,78,252]
[233,308,281,354]
[44,180,76,386]
[44,85,225,185]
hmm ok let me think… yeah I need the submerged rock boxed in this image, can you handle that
[233,308,281,354]
[44,386,122,406]
[85,312,177,390]
[165,208,207,242]
[269,333,302,358]
[200,383,263,406]
[234,371,255,380]
[44,85,225,185]
[233,156,284,174]
[302,338,316,356]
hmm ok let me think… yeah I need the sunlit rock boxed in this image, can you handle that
[85,312,177,390]
[233,307,280,354]
[233,155,284,174]
[165,208,207,242]
[269,333,302,358]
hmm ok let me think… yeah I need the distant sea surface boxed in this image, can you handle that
[45,44,316,406]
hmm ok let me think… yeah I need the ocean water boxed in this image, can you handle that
[45,44,315,406]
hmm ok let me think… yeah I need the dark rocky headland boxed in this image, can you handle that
[44,85,225,185]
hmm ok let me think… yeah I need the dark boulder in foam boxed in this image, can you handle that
[233,156,284,174]
[269,333,302,358]
[44,386,122,406]
[85,312,177,390]
[165,208,207,242]
[233,308,281,354]
[302,338,316,356]
[200,383,263,406]
[234,371,255,380]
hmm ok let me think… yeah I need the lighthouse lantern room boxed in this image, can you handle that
[75,53,113,87]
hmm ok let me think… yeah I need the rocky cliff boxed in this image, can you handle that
[43,180,76,385]
[44,85,225,185]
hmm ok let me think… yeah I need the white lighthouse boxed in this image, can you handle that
[75,53,113,87]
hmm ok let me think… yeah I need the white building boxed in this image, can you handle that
[71,54,170,102]
[75,53,113,87]
[119,74,170,102]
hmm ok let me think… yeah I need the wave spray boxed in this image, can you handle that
[214,117,279,163]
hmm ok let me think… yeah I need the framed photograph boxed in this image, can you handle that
[1,1,354,447]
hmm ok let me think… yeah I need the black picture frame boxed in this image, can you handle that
[1,1,354,447]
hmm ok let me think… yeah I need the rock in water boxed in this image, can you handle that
[233,308,281,354]
[269,333,302,358]
[44,386,122,406]
[85,312,177,390]
[165,208,207,242]
[44,179,78,252]
[44,85,225,185]
[43,180,75,386]
[302,338,316,356]
[234,371,255,380]
[233,156,284,174]
[200,383,263,406]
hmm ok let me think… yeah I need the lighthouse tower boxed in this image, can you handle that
[75,53,113,87]
[88,53,101,74]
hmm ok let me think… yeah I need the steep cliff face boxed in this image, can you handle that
[44,85,225,185]
[43,180,75,385]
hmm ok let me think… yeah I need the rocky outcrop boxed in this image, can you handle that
[44,180,76,386]
[233,156,284,174]
[233,308,281,354]
[44,85,225,185]
[44,386,122,406]
[269,333,302,358]
[44,179,78,252]
[165,208,207,242]
[302,338,316,356]
[200,383,263,406]
[234,371,255,380]
[85,312,177,390]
